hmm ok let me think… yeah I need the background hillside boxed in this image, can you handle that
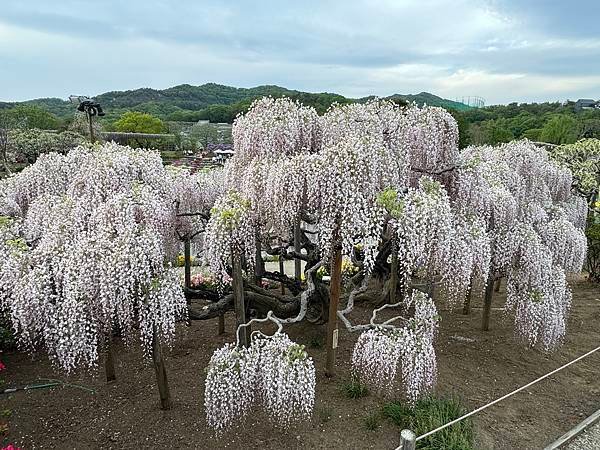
[1,83,598,150]
[0,83,468,122]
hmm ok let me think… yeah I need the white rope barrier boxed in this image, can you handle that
[397,344,600,448]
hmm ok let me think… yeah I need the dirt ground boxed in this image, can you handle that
[1,276,599,450]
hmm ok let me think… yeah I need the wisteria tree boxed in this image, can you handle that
[198,97,588,427]
[0,142,222,410]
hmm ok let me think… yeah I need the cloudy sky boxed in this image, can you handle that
[1,0,599,104]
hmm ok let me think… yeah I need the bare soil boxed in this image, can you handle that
[1,276,599,450]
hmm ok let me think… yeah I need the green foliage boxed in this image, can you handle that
[448,109,470,149]
[307,336,323,349]
[0,104,61,130]
[0,313,16,350]
[341,378,369,399]
[364,411,382,431]
[552,139,600,193]
[383,396,474,450]
[113,111,166,134]
[485,118,514,145]
[539,114,579,144]
[586,222,600,282]
[7,129,85,163]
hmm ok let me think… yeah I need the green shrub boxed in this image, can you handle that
[0,313,15,350]
[383,396,474,450]
[364,411,381,431]
[341,378,369,399]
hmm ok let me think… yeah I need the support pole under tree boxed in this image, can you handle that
[254,237,264,285]
[104,341,116,383]
[294,218,302,281]
[87,111,95,143]
[151,327,172,410]
[463,281,473,315]
[482,275,495,331]
[279,244,286,295]
[232,252,250,347]
[399,429,416,450]
[389,246,398,304]
[325,244,343,377]
[183,238,192,290]
[494,277,501,292]
[218,314,225,335]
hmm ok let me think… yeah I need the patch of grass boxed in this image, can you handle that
[0,410,11,418]
[308,336,323,349]
[340,378,369,399]
[315,406,333,424]
[382,396,474,450]
[364,412,381,431]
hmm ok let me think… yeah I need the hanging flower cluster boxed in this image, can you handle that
[0,143,202,372]
[351,291,438,402]
[203,190,256,282]
[456,140,587,349]
[204,332,315,434]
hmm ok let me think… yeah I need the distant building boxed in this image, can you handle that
[575,99,599,110]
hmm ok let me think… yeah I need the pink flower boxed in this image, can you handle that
[2,445,21,450]
[0,361,5,371]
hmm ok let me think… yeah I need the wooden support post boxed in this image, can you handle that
[389,246,398,304]
[232,252,250,347]
[399,429,416,450]
[184,238,191,290]
[254,237,264,285]
[325,245,343,377]
[151,328,172,410]
[279,245,286,295]
[104,340,116,383]
[463,284,473,315]
[494,277,501,292]
[218,313,225,335]
[294,218,302,281]
[482,275,495,331]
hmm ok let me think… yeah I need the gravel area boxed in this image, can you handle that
[566,421,600,449]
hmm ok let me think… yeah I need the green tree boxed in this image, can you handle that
[2,105,61,130]
[113,111,166,134]
[448,109,470,149]
[539,115,579,144]
[485,118,513,145]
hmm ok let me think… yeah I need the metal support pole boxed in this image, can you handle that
[399,429,416,450]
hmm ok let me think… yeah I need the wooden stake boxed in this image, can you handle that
[494,277,501,292]
[389,249,398,304]
[104,340,116,383]
[294,218,302,281]
[254,237,264,285]
[183,238,191,290]
[463,284,473,315]
[482,275,495,331]
[218,313,225,335]
[279,245,286,295]
[232,252,250,347]
[325,245,343,377]
[151,328,172,410]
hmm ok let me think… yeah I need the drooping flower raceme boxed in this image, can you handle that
[204,332,315,433]
[456,140,587,350]
[351,291,438,402]
[0,143,195,372]
[203,190,256,283]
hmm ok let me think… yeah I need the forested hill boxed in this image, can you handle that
[0,83,468,122]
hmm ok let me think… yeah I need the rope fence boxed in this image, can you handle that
[397,344,600,449]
